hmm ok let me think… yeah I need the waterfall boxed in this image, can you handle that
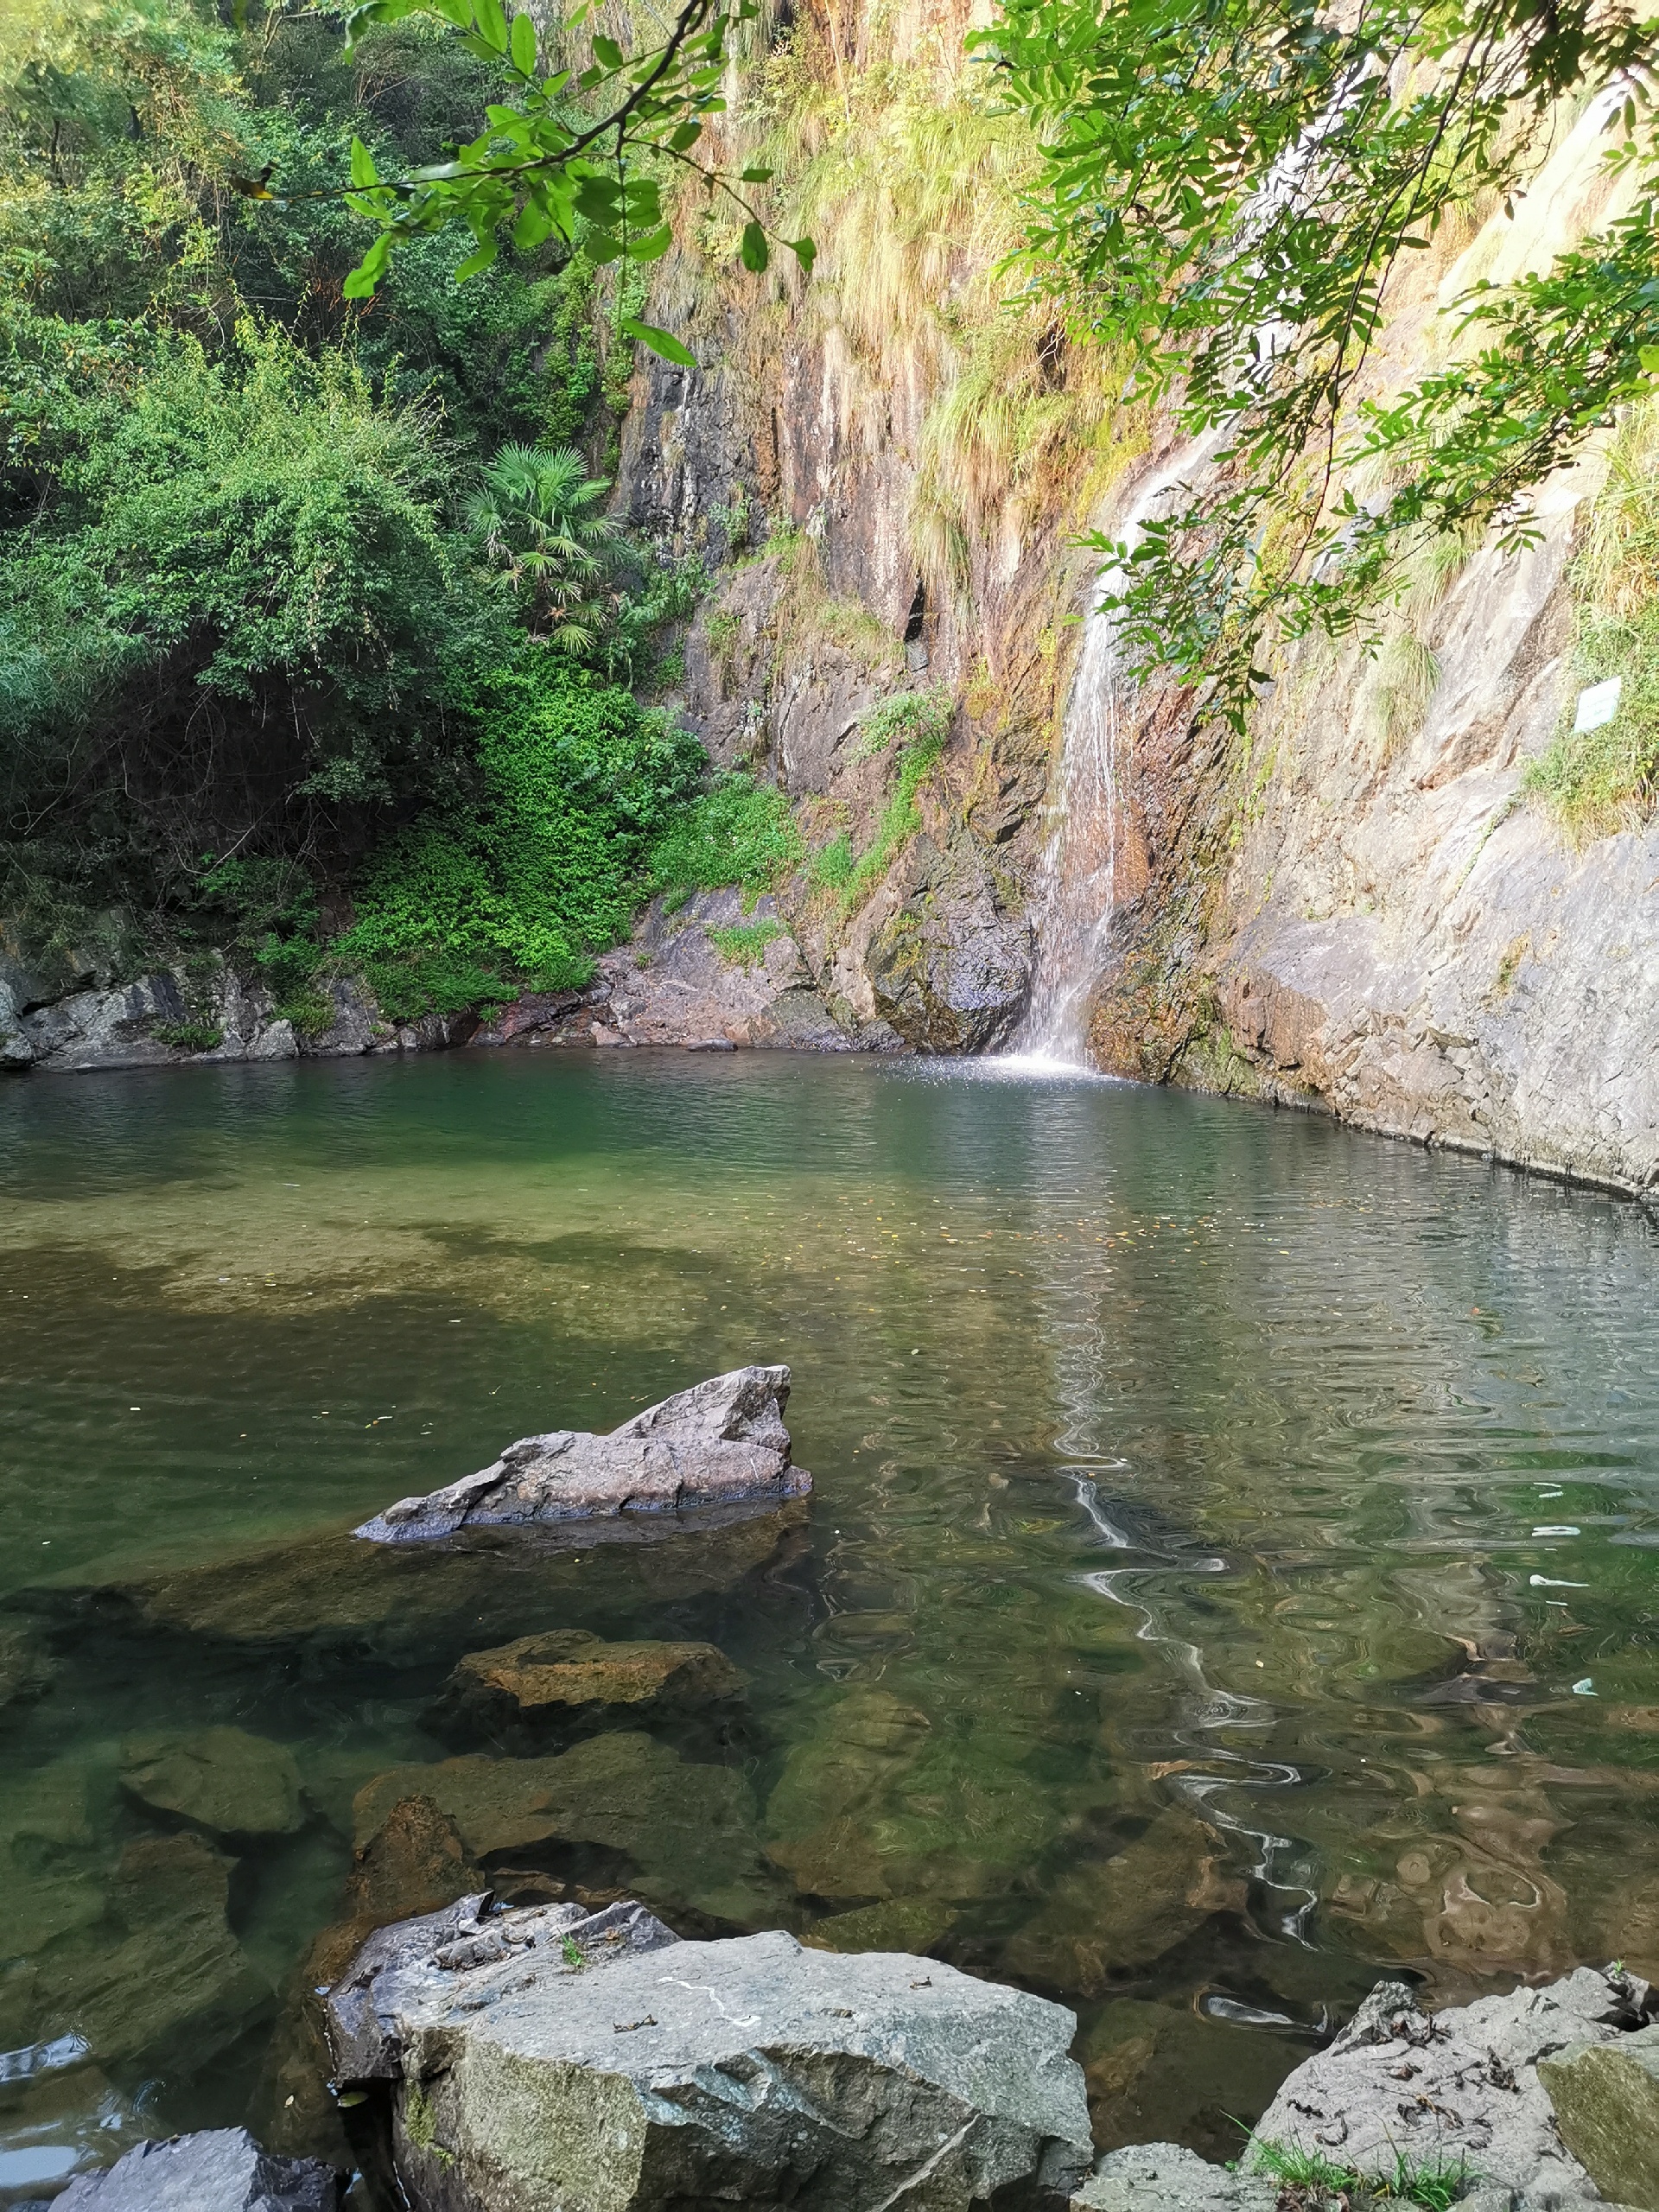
[1008,437,1224,1070]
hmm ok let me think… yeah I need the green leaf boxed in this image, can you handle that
[584,230,623,264]
[628,224,674,261]
[669,120,702,151]
[592,32,625,67]
[1640,346,1659,372]
[738,166,772,183]
[786,236,816,276]
[509,10,537,71]
[473,0,509,51]
[454,238,499,279]
[740,220,768,273]
[342,232,392,299]
[349,136,380,190]
[620,317,696,368]
[512,198,554,250]
[574,176,622,223]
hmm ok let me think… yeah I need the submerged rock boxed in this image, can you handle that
[326,1904,1093,2212]
[357,1363,810,1543]
[351,1731,776,1925]
[119,1726,303,1840]
[431,1626,747,1745]
[0,1832,271,2074]
[57,2126,342,2209]
[1003,1808,1234,1991]
[0,1620,54,1716]
[13,1493,806,1663]
[1250,1966,1658,2198]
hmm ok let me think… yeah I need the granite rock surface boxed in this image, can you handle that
[56,2126,340,2210]
[357,1363,810,1542]
[327,1904,1093,2212]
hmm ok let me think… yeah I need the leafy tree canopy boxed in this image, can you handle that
[975,0,1659,723]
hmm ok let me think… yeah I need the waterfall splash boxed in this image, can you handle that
[1007,438,1224,1072]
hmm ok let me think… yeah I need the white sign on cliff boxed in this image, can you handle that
[1573,677,1623,733]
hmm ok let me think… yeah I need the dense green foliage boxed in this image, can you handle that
[650,772,805,910]
[340,660,704,1013]
[979,0,1659,727]
[0,0,770,1010]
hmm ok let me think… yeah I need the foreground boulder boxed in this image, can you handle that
[58,2126,341,2209]
[1250,1965,1656,2200]
[357,1365,810,1542]
[325,1897,1094,2211]
[1071,2142,1278,2210]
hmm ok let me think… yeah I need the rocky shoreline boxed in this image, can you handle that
[54,1948,1659,2209]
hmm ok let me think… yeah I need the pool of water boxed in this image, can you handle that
[2,1051,1657,2190]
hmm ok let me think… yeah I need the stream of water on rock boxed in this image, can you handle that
[2,1051,1657,2196]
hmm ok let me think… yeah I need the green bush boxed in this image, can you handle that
[650,773,804,909]
[339,660,704,1013]
[707,918,785,967]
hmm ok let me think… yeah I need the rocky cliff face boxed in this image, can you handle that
[1070,95,1659,1200]
[618,15,1657,1193]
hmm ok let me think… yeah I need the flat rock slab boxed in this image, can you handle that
[358,1364,810,1543]
[328,1904,1092,2212]
[1072,2143,1280,2211]
[432,1628,745,1743]
[119,1726,303,1839]
[1251,1967,1657,2197]
[58,2126,340,2209]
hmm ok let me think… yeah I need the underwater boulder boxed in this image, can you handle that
[429,1627,747,1747]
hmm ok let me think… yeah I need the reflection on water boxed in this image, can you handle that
[2,1052,1657,2183]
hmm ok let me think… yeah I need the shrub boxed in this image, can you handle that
[1523,397,1659,839]
[650,772,804,909]
[340,660,704,1014]
[707,918,785,967]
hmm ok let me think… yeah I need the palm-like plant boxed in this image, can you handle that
[466,444,622,652]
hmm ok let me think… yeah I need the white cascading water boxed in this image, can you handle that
[1006,435,1224,1071]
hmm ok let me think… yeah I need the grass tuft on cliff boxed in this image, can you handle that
[1525,397,1659,840]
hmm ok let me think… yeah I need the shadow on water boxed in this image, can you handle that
[2,1049,1657,2182]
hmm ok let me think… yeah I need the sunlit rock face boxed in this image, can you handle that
[324,1903,1095,2212]
[1250,1966,1656,2196]
[357,1364,810,1542]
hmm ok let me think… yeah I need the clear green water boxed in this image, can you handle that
[2,1052,1657,2193]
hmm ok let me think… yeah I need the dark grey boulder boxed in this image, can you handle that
[356,1364,810,1543]
[1250,1966,1657,2199]
[327,1902,1092,2211]
[56,2126,341,2210]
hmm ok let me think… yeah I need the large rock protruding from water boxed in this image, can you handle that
[1250,1965,1657,2199]
[356,1365,811,1543]
[324,1897,1093,2211]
